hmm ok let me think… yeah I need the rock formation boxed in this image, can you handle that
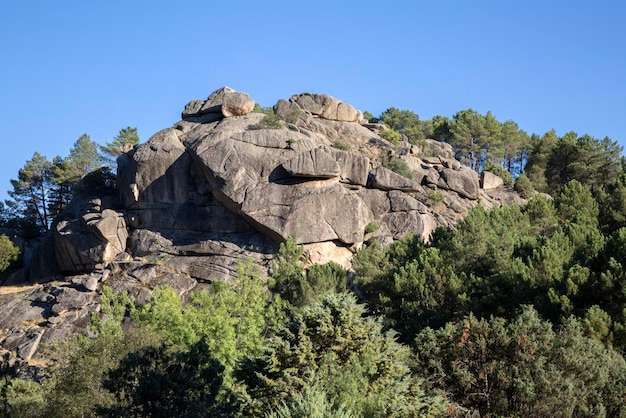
[0,87,524,361]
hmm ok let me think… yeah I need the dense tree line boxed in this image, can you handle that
[365,107,624,197]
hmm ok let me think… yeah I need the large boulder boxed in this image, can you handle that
[439,167,480,200]
[118,129,189,207]
[282,147,341,179]
[275,93,362,122]
[54,204,128,274]
[370,167,424,193]
[481,171,504,190]
[242,182,372,244]
[182,87,255,120]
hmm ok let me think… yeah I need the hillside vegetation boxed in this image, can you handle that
[1,94,626,417]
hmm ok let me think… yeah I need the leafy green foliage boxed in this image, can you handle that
[379,128,401,145]
[252,104,283,128]
[595,173,626,234]
[414,307,626,417]
[266,385,356,418]
[354,234,465,336]
[0,235,19,273]
[270,238,348,310]
[425,189,445,205]
[380,107,428,145]
[99,338,232,417]
[381,155,413,179]
[1,352,18,416]
[0,377,43,418]
[55,134,101,183]
[450,108,493,170]
[235,293,448,417]
[514,172,534,198]
[362,110,377,123]
[6,100,626,418]
[269,237,307,305]
[133,260,279,381]
[354,191,626,346]
[1,352,44,418]
[40,329,164,418]
[364,221,380,234]
[252,103,272,113]
[331,141,349,151]
[91,286,137,336]
[73,166,116,197]
[49,134,102,217]
[526,131,623,194]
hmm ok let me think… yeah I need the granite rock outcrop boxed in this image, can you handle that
[0,87,524,361]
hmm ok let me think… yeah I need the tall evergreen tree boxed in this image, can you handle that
[481,110,503,166]
[544,132,622,193]
[500,120,530,175]
[99,126,140,168]
[430,115,452,142]
[8,152,53,233]
[450,108,487,171]
[525,130,558,193]
[414,307,626,417]
[49,134,101,219]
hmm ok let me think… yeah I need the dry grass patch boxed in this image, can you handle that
[0,284,41,295]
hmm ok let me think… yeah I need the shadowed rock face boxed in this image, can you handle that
[122,87,512,249]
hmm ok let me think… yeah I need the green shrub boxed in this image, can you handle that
[252,103,271,113]
[235,294,448,417]
[332,141,349,151]
[364,221,380,234]
[252,105,282,129]
[0,235,19,273]
[381,156,413,179]
[514,172,535,199]
[379,129,401,146]
[262,111,282,129]
[270,238,348,310]
[425,189,445,205]
[362,110,378,123]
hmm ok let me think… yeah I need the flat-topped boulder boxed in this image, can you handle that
[282,147,341,179]
[275,92,363,122]
[181,86,255,120]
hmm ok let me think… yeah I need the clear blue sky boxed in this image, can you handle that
[1,1,624,201]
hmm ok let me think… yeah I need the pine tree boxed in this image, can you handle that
[99,126,140,168]
[8,152,53,233]
[49,134,101,219]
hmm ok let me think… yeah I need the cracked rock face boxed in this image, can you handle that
[43,87,521,284]
[54,198,128,274]
[118,87,518,248]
